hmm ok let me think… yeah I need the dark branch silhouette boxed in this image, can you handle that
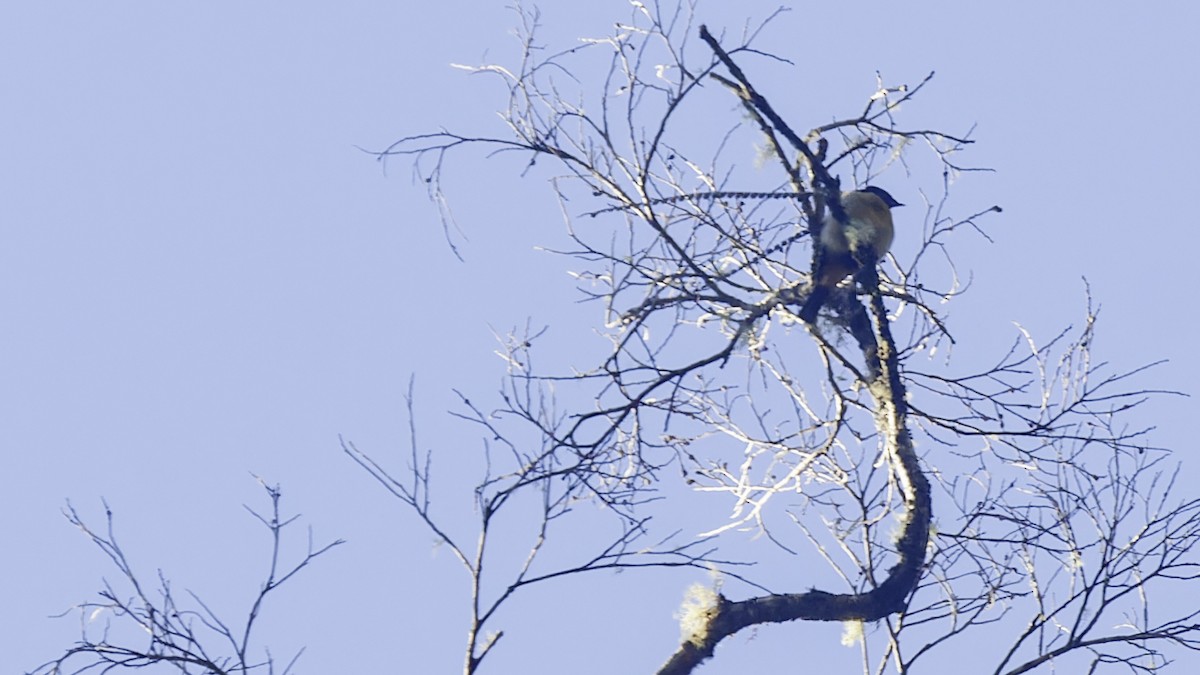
[29,480,343,675]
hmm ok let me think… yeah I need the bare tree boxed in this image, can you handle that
[30,4,1198,675]
[364,4,1199,674]
[28,480,342,675]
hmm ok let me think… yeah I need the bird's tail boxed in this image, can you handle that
[798,286,829,324]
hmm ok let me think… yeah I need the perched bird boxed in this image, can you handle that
[798,186,903,323]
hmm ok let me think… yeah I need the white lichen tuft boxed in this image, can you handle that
[674,569,723,644]
[840,619,864,647]
[889,510,910,546]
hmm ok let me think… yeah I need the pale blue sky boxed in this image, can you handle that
[5,2,1198,673]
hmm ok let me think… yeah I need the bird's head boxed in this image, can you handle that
[861,186,904,209]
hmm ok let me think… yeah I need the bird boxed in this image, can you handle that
[797,186,903,323]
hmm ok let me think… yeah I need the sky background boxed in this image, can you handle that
[5,2,1198,674]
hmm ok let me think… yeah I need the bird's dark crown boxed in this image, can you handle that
[860,186,904,208]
